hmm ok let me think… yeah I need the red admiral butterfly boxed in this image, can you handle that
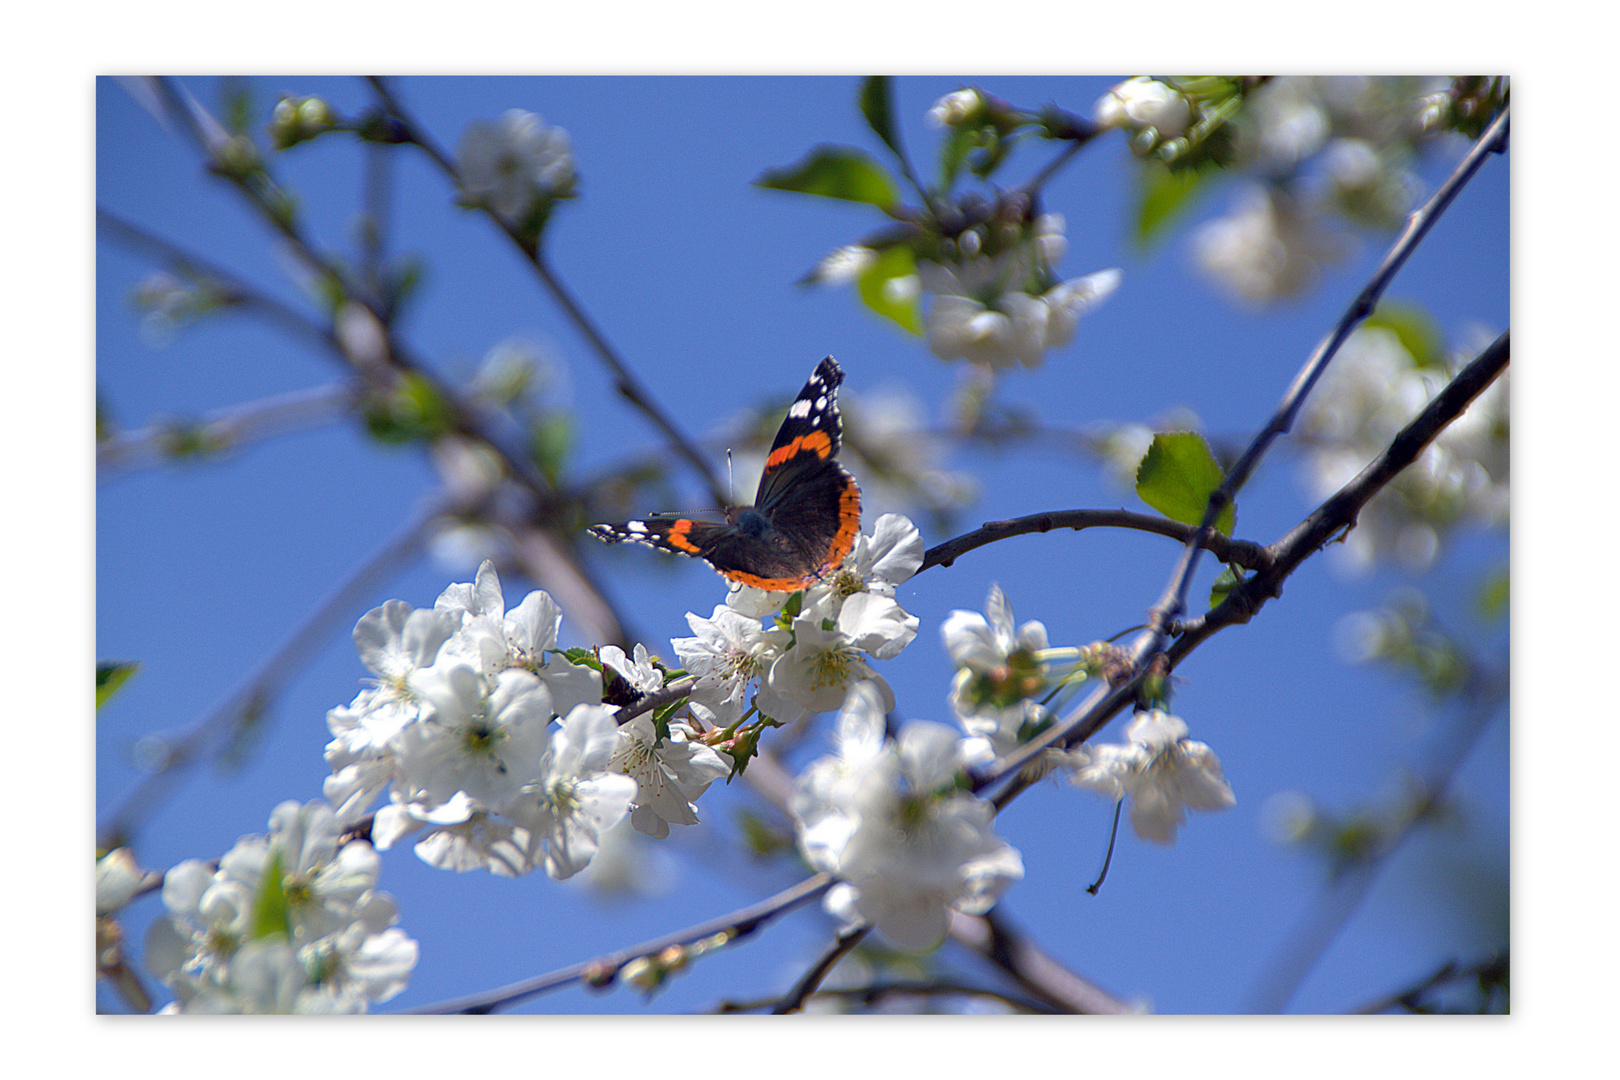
[589,356,862,592]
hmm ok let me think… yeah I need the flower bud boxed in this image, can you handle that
[1095,77,1192,139]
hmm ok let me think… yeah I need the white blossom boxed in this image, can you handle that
[1193,184,1345,304]
[793,683,1024,949]
[671,604,789,726]
[395,664,552,817]
[767,603,896,715]
[97,848,156,915]
[1069,711,1236,844]
[611,715,731,839]
[927,88,986,128]
[513,704,639,879]
[920,258,1120,370]
[1095,77,1192,138]
[457,109,575,224]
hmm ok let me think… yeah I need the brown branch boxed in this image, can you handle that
[715,979,1057,1014]
[971,116,1511,799]
[921,509,1272,576]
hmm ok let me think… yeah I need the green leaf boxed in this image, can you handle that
[96,661,140,710]
[856,244,923,334]
[1136,431,1237,535]
[1210,565,1243,609]
[251,847,291,941]
[858,76,904,161]
[754,147,900,208]
[1134,159,1215,248]
[1365,301,1444,370]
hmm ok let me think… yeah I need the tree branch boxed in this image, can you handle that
[399,871,835,1013]
[970,115,1510,798]
[921,508,1273,576]
[716,979,1056,1014]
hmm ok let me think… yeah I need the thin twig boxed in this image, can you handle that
[612,676,697,725]
[97,207,338,355]
[113,82,631,647]
[97,383,357,480]
[771,922,871,1014]
[1350,952,1508,1014]
[716,979,1055,1014]
[1167,330,1509,663]
[400,872,835,1013]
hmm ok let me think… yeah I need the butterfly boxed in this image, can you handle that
[589,356,862,591]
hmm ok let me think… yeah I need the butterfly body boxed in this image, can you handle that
[589,356,862,592]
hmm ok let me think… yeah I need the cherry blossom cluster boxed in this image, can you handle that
[143,800,417,1013]
[914,214,1122,371]
[320,515,926,882]
[321,559,719,878]
[793,681,1024,949]
[945,583,1234,840]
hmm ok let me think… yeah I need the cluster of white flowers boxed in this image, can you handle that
[918,213,1122,371]
[1192,184,1346,304]
[144,800,418,1013]
[941,582,1067,762]
[947,584,1235,843]
[673,513,925,725]
[1298,324,1508,572]
[457,109,576,227]
[1185,76,1451,305]
[322,560,724,878]
[793,681,1024,949]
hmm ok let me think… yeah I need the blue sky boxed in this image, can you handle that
[96,75,1509,1016]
